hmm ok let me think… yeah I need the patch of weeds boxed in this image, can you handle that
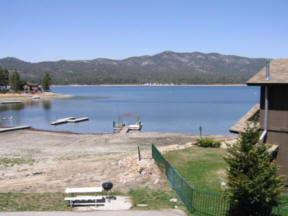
[0,157,35,167]
[57,154,90,161]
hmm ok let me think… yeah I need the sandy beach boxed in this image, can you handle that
[0,92,72,103]
[0,129,236,193]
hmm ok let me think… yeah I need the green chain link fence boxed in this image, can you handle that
[152,144,288,216]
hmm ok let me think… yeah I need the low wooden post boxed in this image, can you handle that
[138,145,141,161]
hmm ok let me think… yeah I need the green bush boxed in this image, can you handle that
[0,89,8,93]
[197,138,221,148]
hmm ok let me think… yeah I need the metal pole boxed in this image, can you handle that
[260,60,270,142]
[265,59,270,81]
[199,126,202,138]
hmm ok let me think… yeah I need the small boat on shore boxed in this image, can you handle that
[128,121,143,130]
[32,95,40,100]
[51,117,75,125]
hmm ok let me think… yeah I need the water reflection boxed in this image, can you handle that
[0,100,51,112]
[0,103,25,112]
[42,100,51,110]
[0,100,53,127]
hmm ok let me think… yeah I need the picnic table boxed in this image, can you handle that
[64,187,105,207]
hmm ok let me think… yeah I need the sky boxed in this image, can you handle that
[1,0,288,62]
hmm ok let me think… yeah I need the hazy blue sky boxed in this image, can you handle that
[1,0,287,62]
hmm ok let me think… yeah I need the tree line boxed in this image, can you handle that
[0,65,51,92]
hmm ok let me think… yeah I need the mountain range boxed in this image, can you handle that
[0,51,266,85]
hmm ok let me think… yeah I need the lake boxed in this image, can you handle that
[0,86,259,134]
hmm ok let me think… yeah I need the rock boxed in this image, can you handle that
[33,172,43,176]
[153,178,160,184]
[137,204,148,207]
[170,198,178,203]
[138,167,145,174]
[220,181,227,189]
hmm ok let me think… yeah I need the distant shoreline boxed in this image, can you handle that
[52,84,247,87]
[0,92,72,103]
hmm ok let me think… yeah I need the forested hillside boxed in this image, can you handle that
[0,51,266,85]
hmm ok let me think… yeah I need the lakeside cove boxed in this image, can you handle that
[0,86,259,134]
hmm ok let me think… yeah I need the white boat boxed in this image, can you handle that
[1,116,13,120]
[51,117,75,125]
[32,95,40,99]
[128,121,143,131]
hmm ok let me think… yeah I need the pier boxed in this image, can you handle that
[0,125,31,133]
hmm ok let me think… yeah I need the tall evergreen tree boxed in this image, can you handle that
[0,65,9,88]
[9,69,21,92]
[224,126,285,216]
[41,72,51,91]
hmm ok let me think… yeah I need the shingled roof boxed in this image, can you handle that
[247,59,288,85]
[229,104,260,133]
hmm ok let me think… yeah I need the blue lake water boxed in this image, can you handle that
[0,86,259,134]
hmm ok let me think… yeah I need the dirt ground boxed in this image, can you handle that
[0,129,236,193]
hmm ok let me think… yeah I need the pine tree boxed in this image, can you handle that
[224,126,285,216]
[0,65,9,88]
[41,72,51,91]
[9,70,21,92]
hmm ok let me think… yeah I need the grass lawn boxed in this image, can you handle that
[129,187,177,210]
[0,188,188,212]
[164,145,228,192]
[0,193,70,211]
[129,187,195,215]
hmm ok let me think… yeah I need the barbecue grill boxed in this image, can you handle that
[102,182,116,200]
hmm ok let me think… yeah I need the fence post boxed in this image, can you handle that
[138,145,141,161]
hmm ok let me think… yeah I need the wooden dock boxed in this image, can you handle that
[120,127,129,134]
[51,117,89,125]
[0,125,31,133]
[67,117,89,123]
[51,117,75,125]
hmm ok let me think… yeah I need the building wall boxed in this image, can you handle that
[266,131,288,175]
[260,85,288,175]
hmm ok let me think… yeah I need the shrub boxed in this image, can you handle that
[197,138,221,148]
[0,89,8,93]
[224,126,285,216]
